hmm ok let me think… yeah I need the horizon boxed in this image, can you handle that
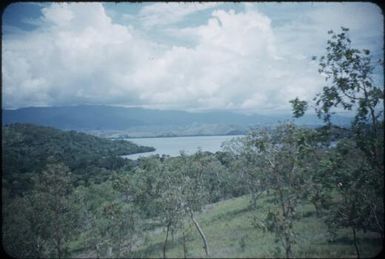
[3,103,356,120]
[2,2,383,114]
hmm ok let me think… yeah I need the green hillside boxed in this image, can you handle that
[2,123,154,194]
[71,194,382,258]
[131,195,382,258]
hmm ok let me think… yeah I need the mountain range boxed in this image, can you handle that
[2,105,353,137]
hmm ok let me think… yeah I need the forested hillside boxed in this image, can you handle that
[2,123,154,195]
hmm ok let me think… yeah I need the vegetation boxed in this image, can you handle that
[2,28,383,258]
[130,194,382,258]
[2,123,154,195]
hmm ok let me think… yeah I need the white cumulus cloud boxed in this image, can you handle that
[2,2,382,114]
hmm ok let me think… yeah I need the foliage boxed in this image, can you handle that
[324,139,384,241]
[223,135,268,209]
[138,194,383,258]
[290,27,384,258]
[3,162,78,258]
[312,28,383,125]
[289,98,308,118]
[248,124,319,258]
[2,123,154,195]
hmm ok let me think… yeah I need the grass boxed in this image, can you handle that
[130,193,383,258]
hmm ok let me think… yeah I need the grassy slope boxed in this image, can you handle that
[132,194,382,258]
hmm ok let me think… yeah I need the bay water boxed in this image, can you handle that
[122,135,244,159]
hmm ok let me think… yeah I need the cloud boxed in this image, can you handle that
[140,6,322,113]
[3,3,144,107]
[137,2,220,28]
[273,2,383,59]
[2,2,383,114]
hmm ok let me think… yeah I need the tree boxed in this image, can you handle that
[2,192,46,258]
[130,157,166,219]
[324,139,384,256]
[33,162,77,258]
[290,27,384,257]
[158,169,186,258]
[292,27,383,166]
[199,155,229,203]
[110,173,143,257]
[96,201,140,258]
[251,124,316,258]
[179,151,211,256]
[223,135,267,209]
[138,153,211,258]
[3,162,77,258]
[289,98,308,118]
[125,156,185,258]
[71,180,120,258]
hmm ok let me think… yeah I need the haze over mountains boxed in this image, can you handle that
[3,105,352,138]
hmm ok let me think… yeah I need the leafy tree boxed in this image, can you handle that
[33,162,77,258]
[303,150,335,217]
[248,124,317,258]
[324,139,384,256]
[215,151,248,198]
[289,98,308,118]
[129,157,166,219]
[111,174,143,257]
[291,27,383,166]
[224,135,267,209]
[121,157,180,258]
[290,27,384,257]
[94,201,139,258]
[179,151,211,256]
[2,193,46,258]
[128,154,211,257]
[3,162,77,258]
[158,167,186,258]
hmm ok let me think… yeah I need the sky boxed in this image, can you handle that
[2,2,383,114]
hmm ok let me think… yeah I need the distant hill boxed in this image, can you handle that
[2,123,154,195]
[2,105,353,135]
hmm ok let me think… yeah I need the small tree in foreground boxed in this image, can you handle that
[292,27,383,167]
[3,162,78,258]
[245,124,317,258]
[290,27,384,258]
[34,162,77,258]
[223,136,267,209]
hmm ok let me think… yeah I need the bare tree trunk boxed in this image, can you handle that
[371,203,384,242]
[251,190,257,209]
[36,238,42,259]
[284,234,293,258]
[127,241,132,255]
[117,240,121,258]
[56,229,61,259]
[277,180,294,259]
[352,227,360,258]
[362,85,381,170]
[95,244,100,259]
[182,230,187,259]
[190,211,209,256]
[314,203,320,217]
[313,190,322,217]
[163,223,171,259]
[107,246,113,258]
[116,231,123,258]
